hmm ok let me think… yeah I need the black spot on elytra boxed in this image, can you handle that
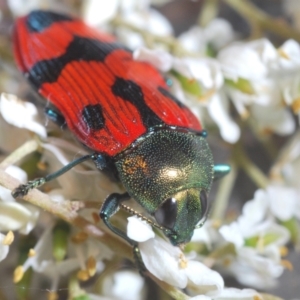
[27,36,130,89]
[82,104,105,130]
[158,86,184,108]
[26,10,73,33]
[111,77,163,128]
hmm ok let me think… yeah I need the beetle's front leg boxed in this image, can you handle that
[100,192,146,272]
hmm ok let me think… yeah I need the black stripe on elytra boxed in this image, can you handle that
[27,35,130,89]
[111,77,163,128]
[157,86,184,108]
[82,104,105,130]
[26,10,73,33]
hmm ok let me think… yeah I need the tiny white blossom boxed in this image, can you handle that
[83,0,119,26]
[102,270,145,300]
[0,93,47,138]
[0,166,40,234]
[179,18,235,54]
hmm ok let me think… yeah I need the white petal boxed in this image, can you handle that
[250,103,295,135]
[178,58,224,89]
[241,189,268,224]
[103,270,145,300]
[207,94,240,143]
[204,18,235,50]
[118,9,173,48]
[0,202,37,231]
[0,233,9,262]
[5,165,27,183]
[19,204,40,234]
[139,237,188,288]
[218,40,269,81]
[219,222,244,248]
[133,47,173,72]
[178,26,206,54]
[127,216,155,242]
[0,93,47,138]
[278,39,300,69]
[0,166,28,202]
[266,185,298,220]
[83,0,118,26]
[215,287,260,299]
[186,261,224,295]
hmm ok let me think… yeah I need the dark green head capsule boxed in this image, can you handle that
[115,129,215,246]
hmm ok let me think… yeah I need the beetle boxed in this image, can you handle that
[12,10,229,258]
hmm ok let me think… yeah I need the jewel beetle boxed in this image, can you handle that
[12,10,230,255]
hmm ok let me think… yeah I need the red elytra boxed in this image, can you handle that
[13,10,202,157]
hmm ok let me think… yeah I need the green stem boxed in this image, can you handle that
[211,160,237,221]
[198,0,219,27]
[234,142,269,189]
[0,140,40,169]
[223,0,300,42]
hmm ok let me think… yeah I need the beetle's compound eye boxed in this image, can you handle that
[197,190,208,226]
[154,197,177,230]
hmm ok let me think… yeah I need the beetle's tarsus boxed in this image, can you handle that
[12,178,46,198]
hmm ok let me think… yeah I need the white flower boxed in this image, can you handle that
[218,188,291,289]
[101,270,145,300]
[0,93,47,138]
[218,39,296,134]
[0,166,40,234]
[179,18,235,54]
[265,185,299,221]
[128,217,224,295]
[0,233,10,262]
[83,0,173,49]
[20,225,113,288]
[83,0,119,26]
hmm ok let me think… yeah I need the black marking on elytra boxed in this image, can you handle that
[111,77,163,128]
[82,104,105,130]
[26,10,73,33]
[158,86,184,108]
[27,35,130,89]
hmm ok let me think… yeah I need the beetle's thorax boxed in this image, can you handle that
[114,129,214,214]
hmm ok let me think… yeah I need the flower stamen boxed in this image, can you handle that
[3,231,14,245]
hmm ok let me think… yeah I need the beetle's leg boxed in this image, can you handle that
[45,106,66,128]
[100,192,146,272]
[213,164,231,181]
[12,154,93,197]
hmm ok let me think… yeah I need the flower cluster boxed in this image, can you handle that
[0,0,299,299]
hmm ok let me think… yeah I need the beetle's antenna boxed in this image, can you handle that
[120,203,165,231]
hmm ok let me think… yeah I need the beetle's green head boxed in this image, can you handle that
[115,129,214,246]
